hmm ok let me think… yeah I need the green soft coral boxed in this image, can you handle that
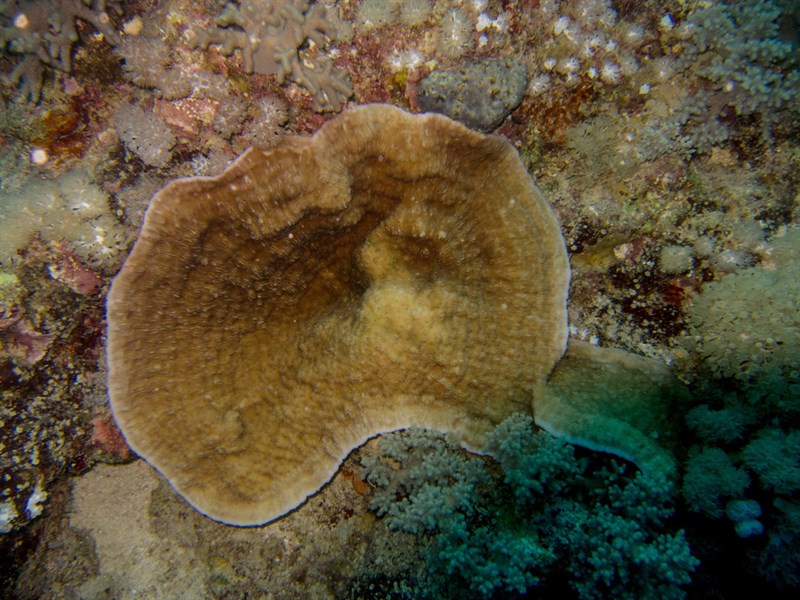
[484,410,580,501]
[557,470,698,600]
[361,415,699,598]
[741,429,800,493]
[683,447,750,518]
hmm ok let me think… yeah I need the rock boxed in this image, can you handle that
[417,57,529,131]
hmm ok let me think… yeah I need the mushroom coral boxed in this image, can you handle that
[107,104,571,525]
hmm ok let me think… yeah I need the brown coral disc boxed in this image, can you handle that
[106,104,570,525]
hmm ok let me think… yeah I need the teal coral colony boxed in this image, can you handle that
[1,0,799,598]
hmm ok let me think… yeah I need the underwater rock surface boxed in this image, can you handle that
[417,57,529,131]
[1,0,799,597]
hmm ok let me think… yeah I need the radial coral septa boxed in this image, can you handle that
[106,104,570,525]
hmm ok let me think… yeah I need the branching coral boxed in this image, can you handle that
[361,428,490,536]
[683,447,750,518]
[193,0,351,111]
[631,0,800,156]
[0,0,121,100]
[741,429,800,494]
[361,414,698,599]
[686,1,800,116]
[484,409,580,501]
[361,425,554,597]
[558,497,698,600]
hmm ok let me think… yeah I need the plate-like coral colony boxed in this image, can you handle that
[1,1,798,598]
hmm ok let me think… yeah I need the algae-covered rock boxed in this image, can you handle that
[417,58,528,131]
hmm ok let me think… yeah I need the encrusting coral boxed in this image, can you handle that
[535,340,687,479]
[192,0,352,111]
[0,0,121,100]
[107,104,685,526]
[107,104,570,525]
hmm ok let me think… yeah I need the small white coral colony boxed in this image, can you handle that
[0,171,127,267]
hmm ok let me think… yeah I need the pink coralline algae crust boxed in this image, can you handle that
[47,243,103,296]
[154,97,219,141]
[4,317,57,366]
[91,413,131,460]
